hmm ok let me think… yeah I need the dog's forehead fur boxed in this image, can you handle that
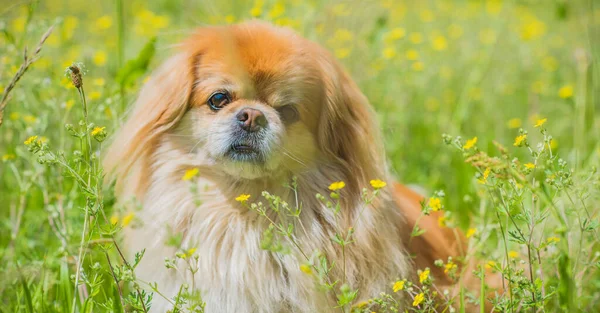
[185,22,323,114]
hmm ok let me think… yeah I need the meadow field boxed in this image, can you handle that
[1,0,599,312]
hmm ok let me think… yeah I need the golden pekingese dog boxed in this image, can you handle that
[105,21,493,312]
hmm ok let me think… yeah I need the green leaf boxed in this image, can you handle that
[115,37,156,88]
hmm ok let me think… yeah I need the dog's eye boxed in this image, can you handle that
[208,92,231,110]
[277,105,299,124]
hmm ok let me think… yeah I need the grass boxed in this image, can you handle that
[1,0,599,312]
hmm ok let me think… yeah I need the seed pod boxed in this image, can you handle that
[68,65,83,88]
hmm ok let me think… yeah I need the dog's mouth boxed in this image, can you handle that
[227,143,264,163]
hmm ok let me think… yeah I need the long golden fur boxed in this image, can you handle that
[105,21,492,312]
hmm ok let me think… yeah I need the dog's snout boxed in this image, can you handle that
[236,108,268,132]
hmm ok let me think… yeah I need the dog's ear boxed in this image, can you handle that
[104,52,196,198]
[317,54,387,193]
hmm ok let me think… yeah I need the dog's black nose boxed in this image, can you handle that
[236,108,267,132]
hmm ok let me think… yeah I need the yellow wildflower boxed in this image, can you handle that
[463,137,477,150]
[93,78,105,87]
[89,91,102,100]
[524,163,536,169]
[353,301,368,309]
[466,228,476,238]
[328,181,345,191]
[419,268,430,283]
[10,112,20,120]
[370,179,387,189]
[507,118,522,129]
[185,248,197,257]
[121,212,134,227]
[478,168,491,184]
[485,261,496,269]
[91,126,105,136]
[437,215,447,227]
[24,136,38,145]
[392,280,405,292]
[236,194,251,203]
[431,35,448,51]
[428,197,442,211]
[514,134,526,147]
[93,51,107,66]
[547,237,560,244]
[405,49,419,60]
[110,214,119,225]
[269,2,285,19]
[508,251,519,259]
[95,15,113,30]
[411,61,424,72]
[534,118,547,128]
[23,115,37,124]
[300,264,312,275]
[182,168,199,181]
[444,261,457,273]
[334,48,351,59]
[558,85,573,99]
[382,47,396,59]
[412,292,425,306]
[2,154,16,162]
[386,27,406,41]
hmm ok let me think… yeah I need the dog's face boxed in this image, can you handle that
[179,28,324,179]
[106,22,386,193]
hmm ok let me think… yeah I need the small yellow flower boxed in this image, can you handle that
[437,215,447,227]
[428,197,442,211]
[508,251,519,258]
[89,91,102,100]
[466,228,477,238]
[353,301,368,309]
[514,134,527,147]
[182,168,199,181]
[392,280,405,292]
[534,118,547,128]
[444,261,457,273]
[236,194,251,203]
[10,112,20,120]
[419,268,430,283]
[121,212,134,227]
[334,48,351,59]
[405,49,419,60]
[411,61,424,72]
[2,154,16,162]
[431,35,448,51]
[369,179,387,189]
[524,163,536,169]
[558,85,573,99]
[24,136,38,145]
[93,78,105,87]
[23,115,37,124]
[91,126,105,136]
[185,248,197,257]
[463,136,477,150]
[93,51,107,66]
[412,292,425,306]
[300,264,312,275]
[110,214,119,225]
[95,15,113,29]
[507,118,522,129]
[382,47,396,59]
[478,168,491,184]
[328,181,346,191]
[547,236,561,244]
[485,261,496,269]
